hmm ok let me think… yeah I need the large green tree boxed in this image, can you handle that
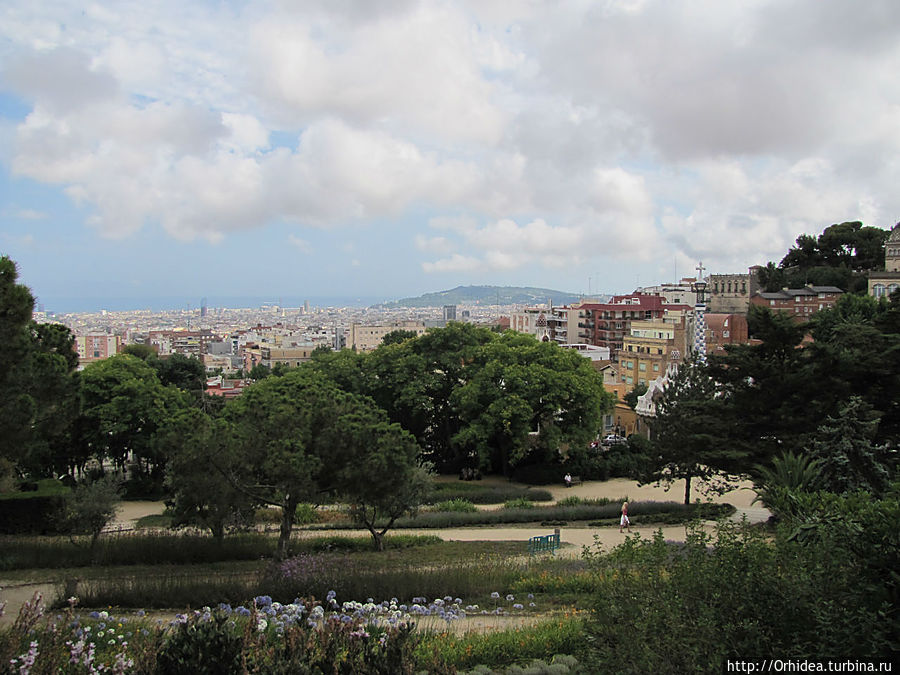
[224,367,426,555]
[162,408,256,542]
[451,332,612,475]
[646,359,741,504]
[0,257,80,479]
[767,221,890,293]
[77,354,189,478]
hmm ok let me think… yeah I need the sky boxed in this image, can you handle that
[1,0,899,312]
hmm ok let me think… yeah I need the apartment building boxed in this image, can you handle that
[750,286,843,321]
[572,294,691,361]
[148,329,214,356]
[74,334,121,364]
[348,321,428,352]
[617,316,688,389]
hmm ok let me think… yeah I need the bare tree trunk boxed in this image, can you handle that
[277,494,296,560]
[684,474,692,505]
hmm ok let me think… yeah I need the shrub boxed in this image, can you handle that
[511,464,565,485]
[503,498,534,510]
[429,483,553,504]
[417,617,585,670]
[156,610,244,674]
[431,499,479,513]
[458,655,583,675]
[584,499,900,671]
[0,480,70,535]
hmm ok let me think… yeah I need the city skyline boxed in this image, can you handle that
[2,1,899,307]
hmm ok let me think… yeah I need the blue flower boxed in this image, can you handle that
[254,595,272,608]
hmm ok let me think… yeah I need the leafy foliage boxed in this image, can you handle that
[644,360,741,503]
[0,257,80,479]
[751,450,822,517]
[805,397,895,496]
[224,368,428,554]
[761,221,891,293]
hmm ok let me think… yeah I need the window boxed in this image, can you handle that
[723,330,730,338]
[873,284,886,297]
[653,363,659,371]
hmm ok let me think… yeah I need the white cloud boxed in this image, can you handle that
[287,234,312,253]
[12,208,47,220]
[0,0,899,289]
[415,235,453,253]
[422,254,482,273]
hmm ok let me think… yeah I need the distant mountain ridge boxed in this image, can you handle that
[380,285,584,307]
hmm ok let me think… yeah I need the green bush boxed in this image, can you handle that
[584,494,900,671]
[429,483,553,504]
[1,533,442,571]
[511,464,565,485]
[417,618,585,671]
[156,610,244,674]
[431,499,479,513]
[0,494,68,534]
[459,655,583,675]
[503,497,535,509]
[0,532,276,570]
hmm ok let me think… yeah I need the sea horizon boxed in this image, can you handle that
[35,295,394,315]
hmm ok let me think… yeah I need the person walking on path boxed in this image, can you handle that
[620,501,630,532]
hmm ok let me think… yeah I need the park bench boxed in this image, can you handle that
[570,475,583,486]
[528,531,560,556]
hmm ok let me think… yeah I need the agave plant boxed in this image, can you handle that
[752,451,823,519]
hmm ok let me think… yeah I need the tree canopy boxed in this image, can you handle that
[760,221,891,293]
[644,359,739,503]
[223,368,427,554]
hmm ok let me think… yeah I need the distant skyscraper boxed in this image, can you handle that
[304,299,310,314]
[443,305,457,321]
[200,297,208,318]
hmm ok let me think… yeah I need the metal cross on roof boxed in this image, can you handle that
[695,261,706,279]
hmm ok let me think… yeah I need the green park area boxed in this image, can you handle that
[2,239,899,673]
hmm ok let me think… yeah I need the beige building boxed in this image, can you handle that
[74,334,121,364]
[349,321,428,352]
[618,316,687,390]
[868,224,900,298]
[707,267,761,314]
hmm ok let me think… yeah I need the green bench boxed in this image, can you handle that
[528,531,561,556]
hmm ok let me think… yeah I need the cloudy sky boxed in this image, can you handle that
[1,0,899,311]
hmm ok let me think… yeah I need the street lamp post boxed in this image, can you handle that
[692,262,708,362]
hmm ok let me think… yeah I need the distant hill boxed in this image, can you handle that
[379,285,584,308]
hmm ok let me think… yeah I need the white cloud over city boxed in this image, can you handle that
[1,0,899,297]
